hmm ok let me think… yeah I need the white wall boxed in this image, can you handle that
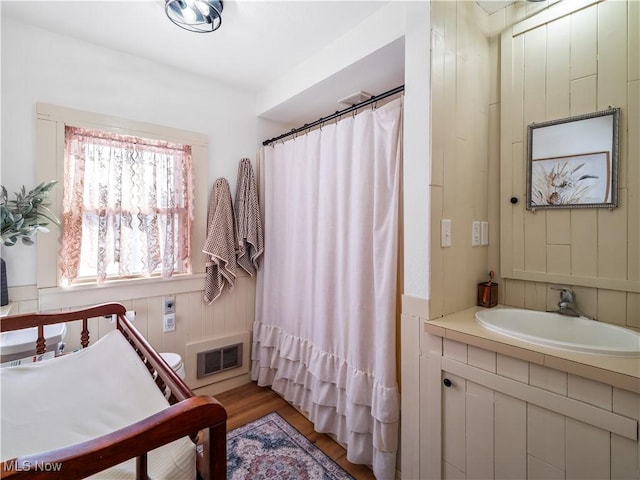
[0,17,261,287]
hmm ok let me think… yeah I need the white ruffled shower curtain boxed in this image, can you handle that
[251,98,402,479]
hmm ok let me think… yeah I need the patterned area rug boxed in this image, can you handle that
[227,412,355,480]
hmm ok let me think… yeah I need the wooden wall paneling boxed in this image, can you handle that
[146,295,163,352]
[222,285,239,334]
[610,433,640,480]
[442,461,465,480]
[187,290,203,341]
[511,34,525,145]
[546,245,571,275]
[97,308,116,338]
[570,285,598,320]
[500,28,514,278]
[173,292,190,355]
[546,210,571,246]
[215,289,233,335]
[570,6,598,81]
[429,186,444,319]
[544,15,572,256]
[630,0,640,82]
[597,189,628,280]
[627,292,640,328]
[570,75,598,115]
[202,300,216,339]
[523,26,547,125]
[431,5,445,190]
[567,374,613,410]
[443,0,457,167]
[570,209,598,277]
[565,419,610,480]
[455,3,471,142]
[504,278,526,308]
[512,142,525,272]
[597,289,628,326]
[238,277,257,332]
[527,405,566,472]
[420,341,443,480]
[527,454,565,480]
[524,211,547,273]
[597,0,628,109]
[441,372,466,474]
[545,15,571,121]
[523,26,548,275]
[400,313,422,479]
[494,392,527,480]
[246,277,256,332]
[132,297,149,338]
[488,102,501,266]
[464,381,494,479]
[524,280,547,311]
[627,79,640,284]
[161,307,177,355]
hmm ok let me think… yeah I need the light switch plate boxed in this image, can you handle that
[164,296,176,315]
[481,221,489,245]
[472,221,481,246]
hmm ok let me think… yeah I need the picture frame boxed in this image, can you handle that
[526,108,620,210]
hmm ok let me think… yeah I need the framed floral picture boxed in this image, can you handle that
[526,108,620,210]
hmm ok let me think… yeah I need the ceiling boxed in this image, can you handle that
[476,0,516,14]
[2,0,403,124]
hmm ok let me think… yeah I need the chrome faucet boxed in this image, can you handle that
[551,287,592,319]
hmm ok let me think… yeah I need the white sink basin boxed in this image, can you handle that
[475,308,640,357]
[1,324,67,358]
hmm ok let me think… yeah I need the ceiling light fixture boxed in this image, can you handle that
[165,0,223,33]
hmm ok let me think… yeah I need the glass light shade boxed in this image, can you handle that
[165,0,223,33]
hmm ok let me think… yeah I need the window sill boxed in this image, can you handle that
[39,273,207,311]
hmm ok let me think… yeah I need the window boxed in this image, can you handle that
[59,126,194,285]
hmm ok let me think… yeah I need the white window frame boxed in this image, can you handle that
[36,103,209,310]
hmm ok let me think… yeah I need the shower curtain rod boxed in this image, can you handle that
[262,84,404,146]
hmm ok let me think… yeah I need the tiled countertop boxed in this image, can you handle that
[425,305,640,394]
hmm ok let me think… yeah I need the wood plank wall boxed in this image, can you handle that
[498,0,639,328]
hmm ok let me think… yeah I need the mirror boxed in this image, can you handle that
[526,108,620,210]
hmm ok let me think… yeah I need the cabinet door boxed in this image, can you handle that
[442,373,497,480]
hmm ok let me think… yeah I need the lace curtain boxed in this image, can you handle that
[60,126,193,285]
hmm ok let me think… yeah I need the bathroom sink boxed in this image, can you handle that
[1,324,67,358]
[475,308,640,357]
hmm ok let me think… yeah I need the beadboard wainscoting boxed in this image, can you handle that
[6,274,256,394]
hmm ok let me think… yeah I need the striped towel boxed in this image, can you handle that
[234,158,264,276]
[203,178,237,303]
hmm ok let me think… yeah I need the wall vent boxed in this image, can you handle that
[196,343,243,378]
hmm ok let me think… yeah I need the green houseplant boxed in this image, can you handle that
[1,181,60,306]
[1,181,60,247]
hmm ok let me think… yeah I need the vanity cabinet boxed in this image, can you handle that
[422,333,640,480]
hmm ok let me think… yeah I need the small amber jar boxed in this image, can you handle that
[477,282,498,308]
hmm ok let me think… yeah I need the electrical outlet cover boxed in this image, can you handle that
[163,313,176,333]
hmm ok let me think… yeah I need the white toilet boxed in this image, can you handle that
[160,352,186,380]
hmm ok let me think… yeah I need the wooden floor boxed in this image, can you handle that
[216,382,376,480]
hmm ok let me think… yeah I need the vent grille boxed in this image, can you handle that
[197,343,242,378]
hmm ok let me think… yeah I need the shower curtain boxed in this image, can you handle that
[251,98,402,480]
